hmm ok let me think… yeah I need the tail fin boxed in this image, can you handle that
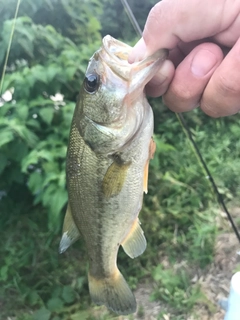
[88,269,136,315]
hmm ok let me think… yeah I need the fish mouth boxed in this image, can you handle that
[102,35,132,64]
[100,35,168,88]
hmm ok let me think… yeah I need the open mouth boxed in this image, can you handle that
[102,35,132,64]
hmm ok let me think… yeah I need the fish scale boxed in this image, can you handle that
[59,35,168,315]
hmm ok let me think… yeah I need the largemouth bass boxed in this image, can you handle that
[60,35,167,315]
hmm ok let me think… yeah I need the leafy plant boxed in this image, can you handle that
[151,265,204,313]
[1,0,240,319]
[0,2,102,229]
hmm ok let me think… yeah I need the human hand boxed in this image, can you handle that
[129,0,240,117]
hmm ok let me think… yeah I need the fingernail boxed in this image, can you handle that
[191,50,217,77]
[128,38,146,63]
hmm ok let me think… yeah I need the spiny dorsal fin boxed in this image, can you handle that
[121,219,146,259]
[143,137,156,194]
[59,204,80,254]
[102,160,131,198]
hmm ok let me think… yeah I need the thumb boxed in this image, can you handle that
[129,0,237,60]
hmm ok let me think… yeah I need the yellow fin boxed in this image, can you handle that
[149,137,156,159]
[102,161,130,198]
[59,204,80,254]
[143,138,156,194]
[121,219,146,259]
[143,161,149,194]
[88,268,136,315]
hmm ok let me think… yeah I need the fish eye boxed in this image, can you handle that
[84,73,100,94]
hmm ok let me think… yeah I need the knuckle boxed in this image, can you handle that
[163,84,197,111]
[201,70,240,117]
[200,100,220,118]
[217,74,240,96]
[171,83,195,102]
[200,97,240,118]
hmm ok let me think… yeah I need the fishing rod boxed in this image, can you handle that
[120,0,240,244]
[0,0,21,95]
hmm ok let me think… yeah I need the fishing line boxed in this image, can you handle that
[0,0,21,95]
[177,113,240,243]
[120,0,240,244]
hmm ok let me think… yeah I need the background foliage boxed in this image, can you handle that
[0,0,240,319]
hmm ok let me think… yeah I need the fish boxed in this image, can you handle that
[59,35,168,315]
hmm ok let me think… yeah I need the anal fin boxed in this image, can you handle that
[59,203,80,254]
[121,219,146,259]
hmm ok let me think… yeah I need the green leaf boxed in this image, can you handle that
[0,265,8,281]
[65,66,77,79]
[26,118,41,129]
[62,286,76,304]
[19,38,34,58]
[46,64,61,81]
[21,149,53,172]
[16,105,29,121]
[6,140,28,162]
[0,153,8,174]
[8,121,39,147]
[39,107,54,125]
[70,311,89,320]
[47,297,64,312]
[28,172,43,194]
[8,166,25,184]
[27,290,40,306]
[33,307,51,320]
[21,150,39,172]
[50,187,68,214]
[31,65,48,83]
[43,184,68,230]
[0,129,14,147]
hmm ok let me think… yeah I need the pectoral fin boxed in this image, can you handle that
[102,161,131,198]
[59,204,80,254]
[143,138,156,194]
[121,219,146,259]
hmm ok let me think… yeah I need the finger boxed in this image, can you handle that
[168,46,185,67]
[135,0,223,55]
[129,0,240,61]
[213,11,240,47]
[200,37,240,117]
[163,43,223,112]
[145,60,175,97]
[169,40,211,67]
[128,38,146,63]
